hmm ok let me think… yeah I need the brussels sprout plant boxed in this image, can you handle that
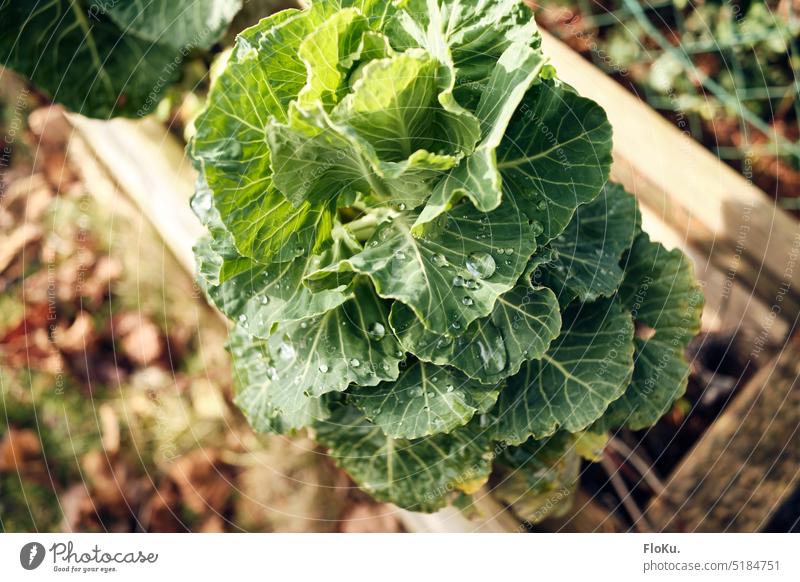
[190,0,703,515]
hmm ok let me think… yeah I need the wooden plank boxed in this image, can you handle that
[540,30,800,320]
[644,344,800,532]
[66,114,202,274]
[640,205,788,356]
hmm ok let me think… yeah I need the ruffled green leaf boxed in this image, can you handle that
[194,195,352,335]
[307,199,538,335]
[497,80,613,243]
[490,298,634,444]
[536,183,641,305]
[416,42,548,224]
[228,325,328,434]
[387,0,539,104]
[390,284,561,384]
[316,406,493,511]
[349,360,499,438]
[296,8,381,111]
[191,7,333,261]
[594,233,704,431]
[268,50,478,210]
[191,177,240,286]
[267,280,404,397]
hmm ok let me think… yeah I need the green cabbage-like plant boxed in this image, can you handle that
[190,0,703,515]
[0,0,242,117]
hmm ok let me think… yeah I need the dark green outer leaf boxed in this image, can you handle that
[103,0,242,50]
[349,360,499,438]
[538,182,641,305]
[593,233,704,431]
[620,233,705,345]
[594,338,690,432]
[0,1,178,117]
[490,298,634,444]
[316,406,494,511]
[497,79,613,243]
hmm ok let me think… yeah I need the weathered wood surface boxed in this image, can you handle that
[644,345,800,532]
[67,115,202,274]
[541,30,800,321]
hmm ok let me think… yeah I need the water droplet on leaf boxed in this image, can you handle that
[465,279,480,290]
[277,341,295,360]
[466,252,496,279]
[369,322,386,340]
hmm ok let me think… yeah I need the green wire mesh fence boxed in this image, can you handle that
[538,0,800,209]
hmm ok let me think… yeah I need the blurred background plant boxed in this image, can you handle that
[535,0,800,210]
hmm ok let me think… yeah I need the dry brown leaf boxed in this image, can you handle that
[24,185,54,223]
[0,223,41,273]
[0,173,49,212]
[82,255,122,304]
[81,450,126,509]
[60,484,94,532]
[28,106,71,148]
[53,311,95,354]
[99,403,120,455]
[0,427,42,472]
[120,318,163,367]
[141,482,184,532]
[167,448,235,516]
[198,514,226,533]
